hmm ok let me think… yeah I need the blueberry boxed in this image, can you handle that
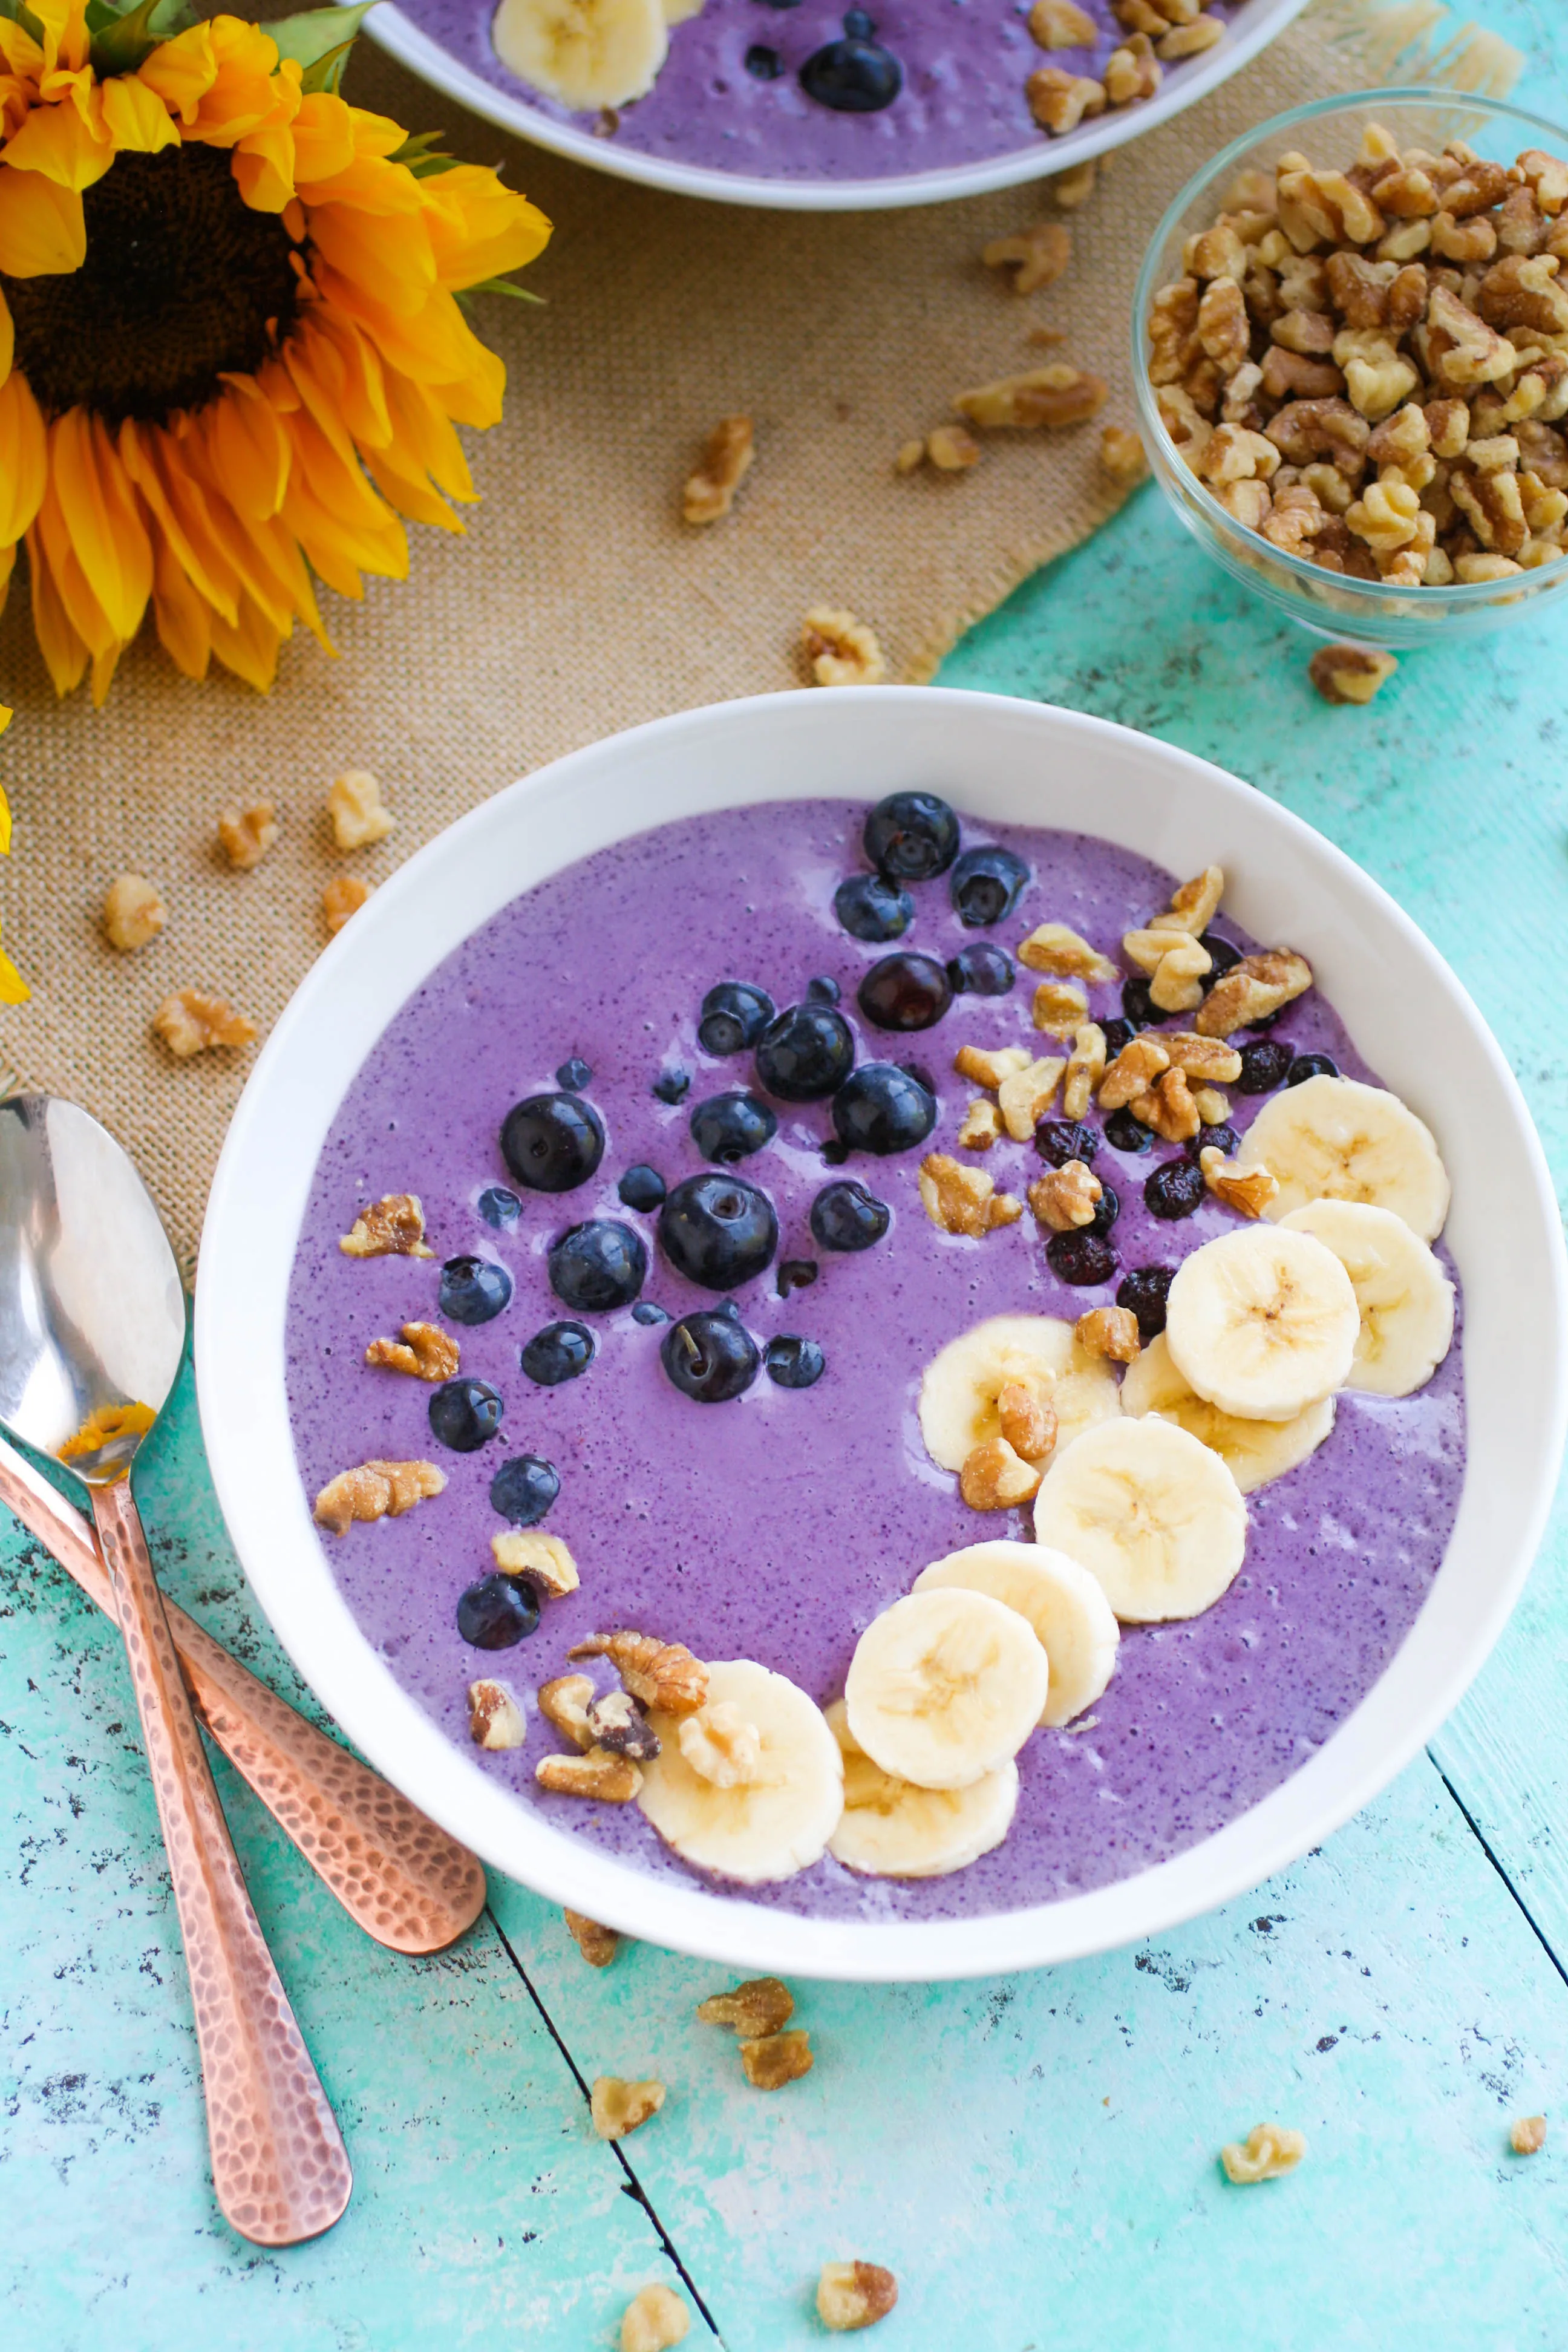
[1117,1264,1175,1342]
[777,1256,819,1296]
[547,1220,647,1312]
[1144,1158,1206,1220]
[1035,1119,1099,1168]
[632,1301,670,1325]
[863,789,957,878]
[555,1056,593,1090]
[765,1334,826,1388]
[1122,975,1159,1028]
[1103,1105,1153,1154]
[698,980,776,1056]
[489,1454,560,1524]
[618,1163,667,1212]
[428,1377,504,1452]
[659,1172,778,1290]
[1236,1038,1294,1094]
[745,39,783,74]
[946,944,1015,996]
[456,1573,538,1650]
[1200,933,1242,984]
[755,1002,855,1100]
[810,1177,891,1251]
[807,975,841,1004]
[690,1091,778,1163]
[661,1310,761,1401]
[822,1138,851,1166]
[1100,1017,1136,1057]
[800,34,902,112]
[858,952,952,1033]
[477,1184,521,1230]
[1287,1052,1339,1085]
[439,1254,513,1325]
[1187,1122,1240,1160]
[834,873,913,942]
[1046,1230,1119,1285]
[653,1068,691,1105]
[950,845,1029,928]
[500,1092,605,1193]
[831,1062,936,1155]
[1089,1180,1120,1237]
[842,5,874,30]
[520,1318,595,1385]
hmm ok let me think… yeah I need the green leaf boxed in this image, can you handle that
[266,2,378,90]
[454,276,545,309]
[88,0,194,76]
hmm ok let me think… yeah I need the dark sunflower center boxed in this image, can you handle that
[3,143,300,425]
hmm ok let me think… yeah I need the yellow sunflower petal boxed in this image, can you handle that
[89,637,126,708]
[50,408,152,644]
[135,26,217,127]
[347,105,408,159]
[301,309,392,451]
[2,88,114,191]
[0,370,49,546]
[206,373,291,520]
[0,284,11,387]
[284,402,399,538]
[381,366,476,505]
[433,328,505,431]
[118,419,242,625]
[289,91,356,185]
[420,165,551,291]
[307,199,435,315]
[99,73,181,157]
[295,149,425,218]
[185,17,289,146]
[26,521,91,694]
[151,532,212,680]
[208,594,284,694]
[0,537,12,621]
[0,23,45,78]
[29,0,90,75]
[362,440,462,534]
[232,122,296,213]
[0,167,86,276]
[0,931,30,1005]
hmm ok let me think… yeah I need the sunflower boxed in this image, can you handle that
[0,0,550,701]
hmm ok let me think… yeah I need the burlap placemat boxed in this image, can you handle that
[0,0,1514,1275]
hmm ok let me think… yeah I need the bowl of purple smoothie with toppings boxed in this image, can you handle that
[196,688,1566,1979]
[365,0,1312,210]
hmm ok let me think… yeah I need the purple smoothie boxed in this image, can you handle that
[284,799,1464,1921]
[397,0,1247,183]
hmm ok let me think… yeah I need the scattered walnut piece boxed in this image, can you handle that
[1200,1144,1279,1217]
[1028,1158,1102,1232]
[1220,2123,1307,2184]
[997,1055,1067,1139]
[152,989,258,1058]
[536,1748,643,1802]
[328,767,394,850]
[1031,978,1089,1035]
[322,874,371,936]
[1195,949,1313,1039]
[958,1098,1004,1150]
[620,2284,690,2352]
[1511,2114,1549,2155]
[564,1909,621,1968]
[1158,9,1223,59]
[1131,1067,1201,1142]
[996,1379,1057,1462]
[803,607,886,687]
[698,1978,796,2037]
[365,1321,460,1382]
[1099,1033,1170,1110]
[217,800,278,871]
[538,1673,596,1750]
[492,1529,580,1598]
[919,1151,1024,1237]
[954,1041,1035,1089]
[1100,425,1149,481]
[1164,864,1226,933]
[569,1630,709,1716]
[961,1436,1044,1509]
[1028,0,1096,44]
[682,415,754,524]
[339,1192,434,1259]
[894,436,927,474]
[466,1678,524,1751]
[982,220,1072,296]
[1161,1030,1242,1082]
[955,364,1108,430]
[1075,1304,1142,1362]
[587,1687,662,1762]
[927,423,981,472]
[1062,1022,1108,1120]
[102,874,166,952]
[313,1458,445,1535]
[1104,33,1161,108]
[817,2261,900,2333]
[1051,157,1097,209]
[1027,67,1106,137]
[591,2076,665,2141]
[1193,1086,1230,1125]
[740,2028,814,2089]
[1018,921,1120,982]
[1308,644,1399,704]
[679,1699,762,1786]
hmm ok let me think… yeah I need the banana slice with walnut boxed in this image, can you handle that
[1236,1074,1450,1242]
[918,1313,1122,1474]
[636,1659,843,1883]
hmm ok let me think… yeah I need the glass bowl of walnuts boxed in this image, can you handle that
[1132,90,1568,645]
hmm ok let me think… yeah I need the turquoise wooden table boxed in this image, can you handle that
[7,7,1568,2340]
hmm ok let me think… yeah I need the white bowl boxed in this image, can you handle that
[197,688,1567,1981]
[367,0,1311,212]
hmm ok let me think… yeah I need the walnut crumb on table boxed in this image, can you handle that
[740,2027,814,2089]
[982,219,1072,296]
[328,767,395,849]
[152,989,257,1057]
[1100,425,1149,482]
[590,2076,665,2140]
[954,364,1108,430]
[1050,157,1097,209]
[817,2260,899,2331]
[322,874,371,935]
[102,874,166,952]
[563,1908,621,1967]
[682,415,754,523]
[619,2285,690,2352]
[696,1976,795,2037]
[1309,645,1399,705]
[803,608,886,686]
[216,800,278,870]
[1511,2114,1548,2154]
[1220,2123,1307,2183]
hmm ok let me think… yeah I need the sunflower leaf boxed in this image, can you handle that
[388,131,462,177]
[454,276,546,309]
[88,0,197,74]
[0,0,48,43]
[267,2,379,90]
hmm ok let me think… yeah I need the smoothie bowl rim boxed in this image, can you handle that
[197,685,1567,1982]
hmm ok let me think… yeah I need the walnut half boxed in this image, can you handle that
[152,989,258,1058]
[564,1909,621,1968]
[919,1152,1024,1237]
[466,1678,524,1751]
[1308,644,1399,704]
[954,364,1108,430]
[803,607,886,687]
[817,2262,899,2333]
[103,874,166,952]
[536,1748,643,1802]
[1220,2123,1307,2183]
[365,1320,460,1381]
[313,1458,445,1535]
[339,1192,434,1258]
[568,1630,709,1716]
[682,415,754,524]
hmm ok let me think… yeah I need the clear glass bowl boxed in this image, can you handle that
[1131,90,1568,648]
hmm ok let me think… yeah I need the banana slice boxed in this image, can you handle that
[824,1700,1018,1878]
[1121,1331,1335,1493]
[1164,1224,1359,1421]
[912,1539,1119,1726]
[1236,1073,1451,1242]
[1031,1416,1247,1623]
[1279,1199,1455,1396]
[492,0,668,111]
[844,1588,1049,1791]
[918,1313,1121,1474]
[636,1660,843,1883]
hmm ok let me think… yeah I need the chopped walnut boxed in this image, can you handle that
[927,424,981,472]
[1027,67,1106,137]
[102,874,166,952]
[997,1056,1066,1139]
[817,2262,900,2333]
[1074,1304,1142,1362]
[997,1379,1057,1462]
[1103,34,1161,109]
[682,415,754,524]
[1193,1085,1230,1125]
[467,1678,525,1751]
[619,2285,690,2352]
[1200,1145,1279,1217]
[587,1687,662,1761]
[894,436,927,474]
[1511,2114,1548,2155]
[536,1748,643,1802]
[983,220,1072,296]
[699,1978,796,2036]
[591,2076,665,2140]
[919,1152,1024,1237]
[564,1909,620,1968]
[1220,2123,1307,2184]
[1161,1030,1242,1082]
[961,1436,1044,1510]
[1100,425,1149,482]
[1028,1158,1102,1232]
[958,1098,1004,1150]
[1308,645,1399,705]
[1051,157,1097,209]
[679,1700,762,1786]
[1028,0,1097,43]
[740,2028,814,2089]
[1099,1033,1171,1109]
[1197,280,1251,377]
[216,800,278,871]
[1130,1066,1200,1142]
[365,1321,460,1382]
[1195,949,1313,1037]
[568,1630,709,1716]
[322,874,371,936]
[1031,978,1089,1035]
[538,1673,596,1750]
[328,768,395,850]
[152,989,258,1058]
[1158,9,1223,57]
[492,1529,580,1598]
[1149,935,1214,1014]
[953,1041,1035,1089]
[1017,921,1120,983]
[339,1192,434,1258]
[1062,1021,1108,1120]
[1163,866,1225,930]
[803,608,886,687]
[313,1458,445,1535]
[954,365,1108,431]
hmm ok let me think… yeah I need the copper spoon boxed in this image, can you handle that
[0,1434,486,1955]
[0,1094,351,2246]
